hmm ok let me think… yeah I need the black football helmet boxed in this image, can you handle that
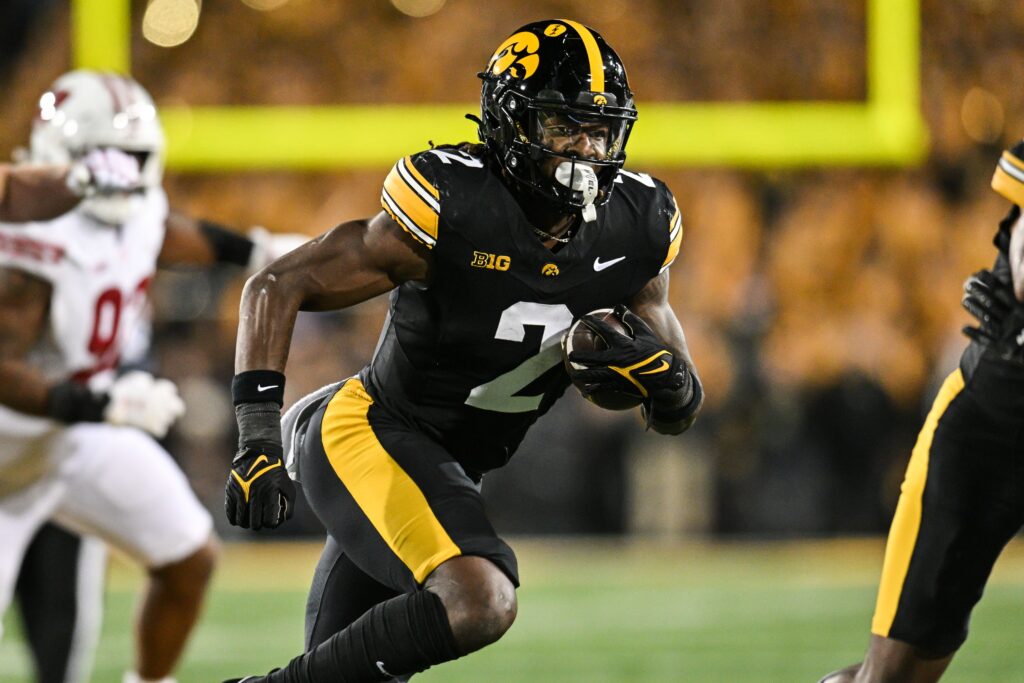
[477,20,638,213]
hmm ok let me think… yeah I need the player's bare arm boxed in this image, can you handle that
[227,210,431,530]
[0,267,55,415]
[0,163,79,223]
[158,211,222,266]
[0,264,180,433]
[0,149,145,224]
[159,211,308,270]
[236,210,430,373]
[628,270,697,372]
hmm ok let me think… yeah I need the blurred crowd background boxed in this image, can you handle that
[0,0,1019,540]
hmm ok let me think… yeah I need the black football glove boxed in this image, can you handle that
[961,269,1016,344]
[225,402,295,530]
[961,268,1024,363]
[226,442,294,530]
[567,304,693,412]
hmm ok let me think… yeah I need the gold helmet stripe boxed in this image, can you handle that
[561,19,605,93]
[992,149,1024,206]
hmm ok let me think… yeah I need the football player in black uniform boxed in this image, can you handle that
[223,20,703,682]
[819,142,1024,682]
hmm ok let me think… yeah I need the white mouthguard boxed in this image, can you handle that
[555,161,599,222]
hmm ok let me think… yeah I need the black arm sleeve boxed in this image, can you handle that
[199,220,254,266]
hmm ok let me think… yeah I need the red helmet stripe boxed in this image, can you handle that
[99,73,126,115]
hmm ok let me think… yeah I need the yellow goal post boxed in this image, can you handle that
[71,0,926,169]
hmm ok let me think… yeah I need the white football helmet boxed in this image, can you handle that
[29,70,164,225]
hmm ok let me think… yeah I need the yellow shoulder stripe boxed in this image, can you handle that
[1001,149,1024,173]
[992,152,1024,206]
[402,156,439,201]
[561,19,604,93]
[381,157,439,248]
[661,202,683,271]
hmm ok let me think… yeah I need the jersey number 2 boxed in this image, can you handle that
[465,302,573,413]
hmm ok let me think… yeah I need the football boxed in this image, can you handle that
[562,308,645,410]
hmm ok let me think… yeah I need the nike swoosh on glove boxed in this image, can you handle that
[225,442,295,531]
[567,304,692,408]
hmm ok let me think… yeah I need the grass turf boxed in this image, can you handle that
[2,539,1022,682]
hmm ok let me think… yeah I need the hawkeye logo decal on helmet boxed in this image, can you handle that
[544,24,566,37]
[471,251,511,271]
[489,32,541,80]
[541,263,560,276]
[593,95,608,105]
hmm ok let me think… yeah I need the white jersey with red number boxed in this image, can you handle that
[0,189,213,603]
[0,189,166,443]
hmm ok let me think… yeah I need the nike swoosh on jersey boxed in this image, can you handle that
[593,255,626,271]
[257,384,279,392]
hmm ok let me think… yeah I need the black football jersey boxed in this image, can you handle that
[365,147,682,475]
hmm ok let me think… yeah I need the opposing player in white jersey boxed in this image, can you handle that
[0,70,306,683]
[0,125,152,683]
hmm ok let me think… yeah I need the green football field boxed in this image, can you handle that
[3,539,1023,682]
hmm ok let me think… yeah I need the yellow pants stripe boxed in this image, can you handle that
[871,368,965,637]
[320,379,461,584]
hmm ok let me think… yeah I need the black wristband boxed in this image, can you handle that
[46,381,108,423]
[235,401,283,451]
[199,220,254,267]
[232,370,286,407]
